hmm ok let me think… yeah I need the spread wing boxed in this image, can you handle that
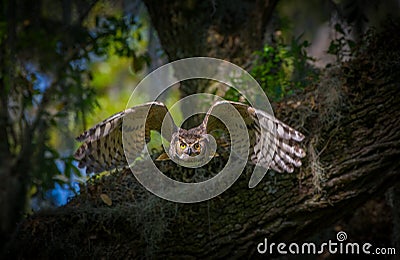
[74,101,176,174]
[203,100,305,173]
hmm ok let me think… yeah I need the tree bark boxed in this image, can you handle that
[143,0,278,62]
[142,0,279,98]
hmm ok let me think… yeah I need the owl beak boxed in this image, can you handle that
[186,147,199,157]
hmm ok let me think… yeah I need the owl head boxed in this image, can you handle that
[167,128,216,168]
[170,129,207,159]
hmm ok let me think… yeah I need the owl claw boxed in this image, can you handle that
[155,153,170,161]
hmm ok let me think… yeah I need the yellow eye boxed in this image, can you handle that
[180,143,187,149]
[193,143,200,150]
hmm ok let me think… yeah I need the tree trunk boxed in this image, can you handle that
[0,0,30,244]
[142,0,279,98]
[143,0,278,62]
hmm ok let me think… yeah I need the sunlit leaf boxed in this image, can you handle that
[100,194,112,206]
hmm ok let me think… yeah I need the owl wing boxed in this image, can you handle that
[203,100,305,173]
[74,101,176,174]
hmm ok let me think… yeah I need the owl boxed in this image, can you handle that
[74,101,305,175]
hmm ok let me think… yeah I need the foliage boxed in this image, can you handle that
[0,0,148,210]
[253,36,316,101]
[342,19,400,88]
[327,23,356,63]
[224,35,317,102]
[93,14,150,70]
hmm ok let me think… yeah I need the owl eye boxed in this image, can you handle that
[180,143,187,149]
[193,143,201,150]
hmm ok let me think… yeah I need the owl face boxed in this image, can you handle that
[169,129,210,161]
[174,136,208,159]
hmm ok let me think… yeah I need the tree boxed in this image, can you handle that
[0,0,98,243]
[3,1,400,258]
[143,0,279,109]
[0,0,147,245]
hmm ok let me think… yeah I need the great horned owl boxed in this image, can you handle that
[74,100,305,174]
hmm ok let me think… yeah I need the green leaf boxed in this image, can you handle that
[335,23,345,35]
